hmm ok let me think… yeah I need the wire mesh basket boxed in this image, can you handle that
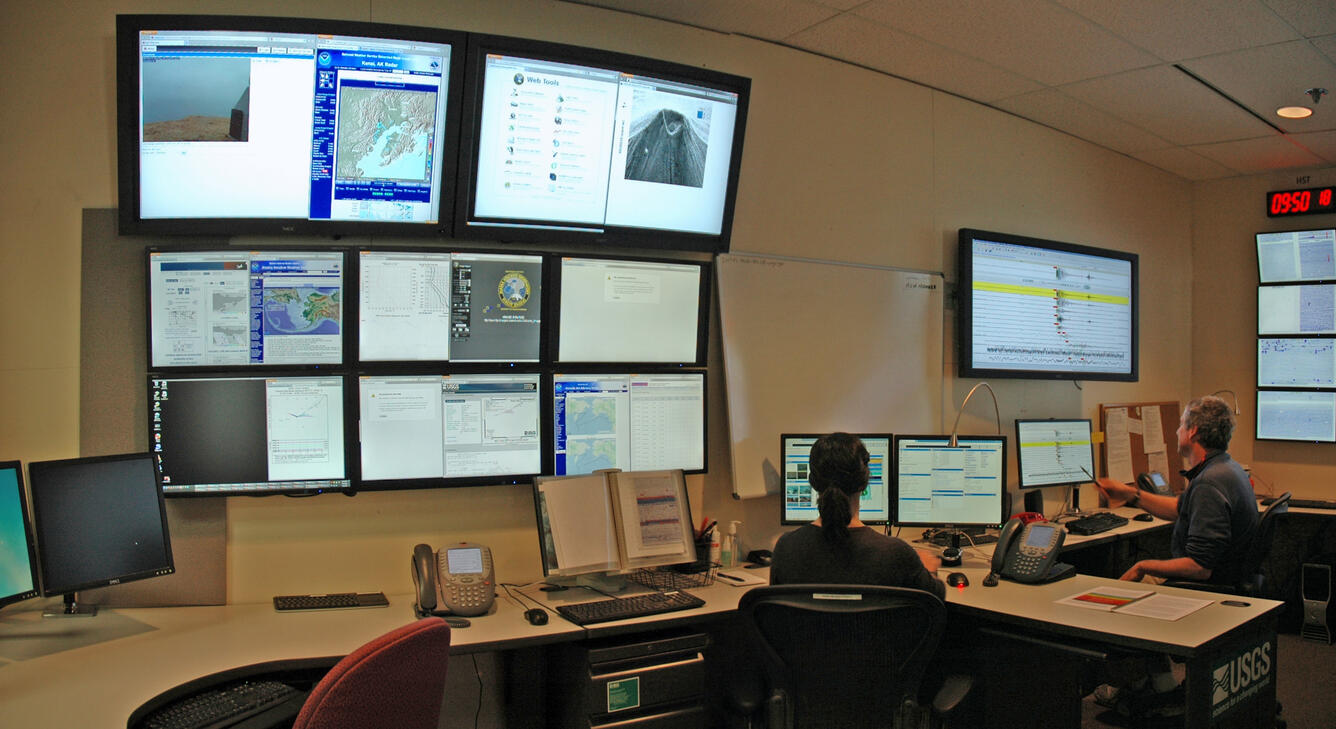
[629,561,719,590]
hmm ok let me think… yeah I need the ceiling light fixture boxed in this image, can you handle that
[1278,106,1314,119]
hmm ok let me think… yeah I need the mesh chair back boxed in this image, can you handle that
[1239,492,1290,593]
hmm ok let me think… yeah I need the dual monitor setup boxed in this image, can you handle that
[779,419,1097,532]
[0,456,174,617]
[147,249,710,496]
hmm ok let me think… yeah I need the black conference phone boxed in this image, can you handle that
[1137,471,1172,496]
[989,517,1075,584]
[412,542,495,618]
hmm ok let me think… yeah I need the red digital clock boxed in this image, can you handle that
[1267,186,1336,217]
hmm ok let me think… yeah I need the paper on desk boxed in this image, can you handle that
[1057,586,1154,611]
[1104,408,1135,483]
[1115,593,1212,621]
[714,569,766,587]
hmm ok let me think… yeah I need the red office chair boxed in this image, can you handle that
[292,616,452,729]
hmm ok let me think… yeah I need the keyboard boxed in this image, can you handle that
[556,590,705,626]
[1065,512,1130,536]
[1263,496,1336,509]
[142,679,304,729]
[272,592,389,611]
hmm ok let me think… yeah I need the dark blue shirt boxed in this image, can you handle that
[770,524,946,600]
[1172,450,1258,585]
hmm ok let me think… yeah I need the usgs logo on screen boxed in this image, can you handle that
[1211,639,1273,718]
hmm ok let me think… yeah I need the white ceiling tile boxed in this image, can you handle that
[1189,135,1327,173]
[1055,0,1299,61]
[1062,65,1276,144]
[1130,147,1238,180]
[1286,129,1336,164]
[853,0,1159,84]
[1262,0,1336,37]
[993,89,1173,154]
[1312,34,1336,65]
[785,13,1043,101]
[1181,41,1336,134]
[813,0,867,10]
[561,0,840,40]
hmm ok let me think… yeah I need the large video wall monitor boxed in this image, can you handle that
[455,35,750,253]
[0,461,39,609]
[357,250,542,363]
[148,248,344,368]
[26,453,174,616]
[1257,284,1336,335]
[1256,229,1336,283]
[358,373,542,488]
[780,434,891,526]
[1256,390,1336,443]
[552,372,706,475]
[1014,419,1095,490]
[150,374,351,495]
[117,15,464,236]
[556,257,708,364]
[893,435,1007,528]
[1258,338,1336,388]
[958,229,1138,381]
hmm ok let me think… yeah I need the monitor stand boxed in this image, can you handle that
[941,532,964,567]
[546,572,631,594]
[43,593,98,618]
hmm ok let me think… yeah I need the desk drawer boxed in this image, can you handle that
[589,703,706,729]
[585,651,705,713]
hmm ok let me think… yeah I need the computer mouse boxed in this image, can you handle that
[946,572,969,588]
[1134,513,1154,522]
[524,608,549,625]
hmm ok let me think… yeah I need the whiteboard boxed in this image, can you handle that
[717,253,944,499]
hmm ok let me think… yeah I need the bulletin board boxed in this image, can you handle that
[1098,401,1186,494]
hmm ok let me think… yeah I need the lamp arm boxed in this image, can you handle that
[948,382,1000,446]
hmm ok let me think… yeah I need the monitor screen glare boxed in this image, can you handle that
[1015,419,1095,489]
[894,436,1007,528]
[780,434,891,525]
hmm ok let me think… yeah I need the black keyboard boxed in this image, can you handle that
[1263,496,1336,509]
[556,590,705,626]
[142,679,303,729]
[1065,512,1130,536]
[272,592,389,611]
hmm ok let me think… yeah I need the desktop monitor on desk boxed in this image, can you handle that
[26,453,174,617]
[1015,418,1096,509]
[0,461,40,609]
[892,435,1007,530]
[780,434,891,525]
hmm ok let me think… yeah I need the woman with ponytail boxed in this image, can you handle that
[770,433,944,599]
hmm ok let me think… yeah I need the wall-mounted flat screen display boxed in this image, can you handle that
[1256,390,1336,442]
[552,372,705,475]
[1257,229,1336,283]
[1258,338,1336,388]
[958,229,1138,381]
[556,257,707,364]
[1258,284,1336,335]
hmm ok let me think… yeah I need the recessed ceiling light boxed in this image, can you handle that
[1278,106,1313,119]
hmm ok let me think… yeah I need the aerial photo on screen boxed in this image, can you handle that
[336,88,437,182]
[141,57,251,142]
[624,90,709,188]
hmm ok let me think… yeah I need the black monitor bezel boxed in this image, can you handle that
[957,228,1139,382]
[147,371,356,497]
[891,434,1009,529]
[453,33,750,254]
[551,254,711,367]
[116,14,466,238]
[144,245,349,373]
[353,369,550,492]
[1013,418,1096,490]
[778,433,894,527]
[26,452,175,597]
[0,460,40,609]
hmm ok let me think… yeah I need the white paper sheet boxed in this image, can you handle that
[1104,407,1135,483]
[1142,405,1164,453]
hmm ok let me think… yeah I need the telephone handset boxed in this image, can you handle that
[412,542,495,618]
[1137,471,1172,496]
[990,518,1074,584]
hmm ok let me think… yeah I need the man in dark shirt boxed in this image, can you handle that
[1097,395,1258,585]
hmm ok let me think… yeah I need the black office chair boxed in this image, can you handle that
[733,585,971,729]
[1167,491,1291,596]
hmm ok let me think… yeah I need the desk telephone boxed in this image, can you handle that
[990,518,1075,584]
[1137,471,1172,496]
[412,543,495,618]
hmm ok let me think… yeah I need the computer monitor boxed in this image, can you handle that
[26,453,174,617]
[893,435,1008,528]
[555,256,708,365]
[0,461,39,609]
[533,468,696,580]
[1256,390,1336,443]
[358,373,543,488]
[356,249,543,363]
[1256,228,1336,283]
[118,14,464,237]
[779,434,891,525]
[1015,419,1096,490]
[150,374,351,495]
[1258,338,1336,388]
[957,228,1138,381]
[1258,284,1336,335]
[147,248,345,369]
[552,372,706,475]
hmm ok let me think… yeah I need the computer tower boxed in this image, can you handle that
[1301,557,1336,644]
